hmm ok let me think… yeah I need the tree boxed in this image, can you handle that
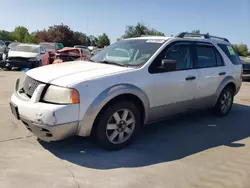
[72,31,89,46]
[89,35,98,46]
[12,26,29,42]
[34,29,49,43]
[46,24,74,46]
[23,32,36,43]
[121,23,165,39]
[97,33,110,47]
[0,30,13,41]
[191,30,200,34]
[233,44,249,57]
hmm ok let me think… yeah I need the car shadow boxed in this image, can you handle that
[40,103,250,170]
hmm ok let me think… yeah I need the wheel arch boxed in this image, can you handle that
[215,76,237,102]
[77,84,150,137]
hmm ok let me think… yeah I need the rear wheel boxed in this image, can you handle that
[95,101,141,150]
[213,86,234,116]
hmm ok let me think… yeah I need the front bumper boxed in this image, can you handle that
[0,60,34,69]
[10,78,80,141]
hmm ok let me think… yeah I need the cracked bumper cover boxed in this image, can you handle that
[10,78,80,141]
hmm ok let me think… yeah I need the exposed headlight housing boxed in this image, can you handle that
[42,85,80,104]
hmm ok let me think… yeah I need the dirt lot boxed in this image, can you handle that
[0,71,250,188]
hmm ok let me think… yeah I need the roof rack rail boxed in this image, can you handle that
[175,32,229,42]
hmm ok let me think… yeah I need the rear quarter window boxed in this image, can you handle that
[217,44,241,65]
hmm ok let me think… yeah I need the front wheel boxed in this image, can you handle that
[213,86,234,116]
[95,101,141,150]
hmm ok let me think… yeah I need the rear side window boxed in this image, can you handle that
[196,46,217,68]
[217,44,241,65]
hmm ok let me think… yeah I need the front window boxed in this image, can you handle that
[11,45,39,53]
[90,39,166,66]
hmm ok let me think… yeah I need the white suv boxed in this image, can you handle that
[10,33,242,150]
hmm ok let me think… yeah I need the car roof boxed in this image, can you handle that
[126,36,171,40]
[125,36,231,45]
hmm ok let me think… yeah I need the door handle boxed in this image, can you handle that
[219,72,226,76]
[185,76,196,81]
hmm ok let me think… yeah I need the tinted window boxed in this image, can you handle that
[196,46,216,68]
[149,42,194,73]
[164,44,193,70]
[217,44,241,65]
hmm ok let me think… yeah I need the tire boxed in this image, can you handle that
[95,101,141,150]
[213,86,234,116]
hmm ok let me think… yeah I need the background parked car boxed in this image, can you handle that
[0,43,49,70]
[40,42,61,64]
[53,47,89,64]
[240,56,250,80]
[0,40,7,60]
[74,45,88,49]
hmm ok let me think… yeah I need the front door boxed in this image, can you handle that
[147,41,199,121]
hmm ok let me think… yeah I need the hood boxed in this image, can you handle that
[26,61,133,86]
[8,51,38,58]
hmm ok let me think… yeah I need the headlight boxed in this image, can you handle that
[43,85,80,104]
[28,57,38,61]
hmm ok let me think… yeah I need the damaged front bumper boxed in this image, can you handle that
[0,60,34,69]
[10,78,80,141]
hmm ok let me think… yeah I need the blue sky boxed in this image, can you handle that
[1,0,249,47]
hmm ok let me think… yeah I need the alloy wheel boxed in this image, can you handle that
[106,109,135,144]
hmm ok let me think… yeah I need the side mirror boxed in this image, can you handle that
[161,59,176,72]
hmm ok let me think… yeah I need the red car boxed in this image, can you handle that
[39,42,61,64]
[53,47,90,64]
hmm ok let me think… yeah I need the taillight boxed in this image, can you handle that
[240,68,243,80]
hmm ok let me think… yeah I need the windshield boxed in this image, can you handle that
[90,39,166,66]
[11,45,39,53]
[40,43,55,50]
[8,42,20,49]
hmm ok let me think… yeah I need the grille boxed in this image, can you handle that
[243,70,250,75]
[23,76,43,97]
[9,57,29,62]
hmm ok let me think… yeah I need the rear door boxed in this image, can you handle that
[194,42,226,108]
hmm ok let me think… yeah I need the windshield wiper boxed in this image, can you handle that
[98,60,127,67]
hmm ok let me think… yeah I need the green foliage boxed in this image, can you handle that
[89,35,98,46]
[121,22,165,39]
[191,30,200,34]
[0,30,13,41]
[12,26,29,42]
[97,33,110,47]
[23,32,36,43]
[233,44,249,57]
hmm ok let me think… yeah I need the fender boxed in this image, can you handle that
[77,84,150,136]
[214,76,236,104]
